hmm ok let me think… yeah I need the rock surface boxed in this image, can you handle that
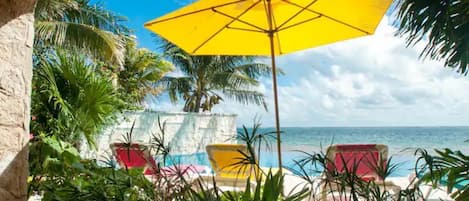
[0,0,36,200]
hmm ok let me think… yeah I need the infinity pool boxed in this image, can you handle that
[165,151,417,177]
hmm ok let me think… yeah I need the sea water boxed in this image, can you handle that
[168,127,469,177]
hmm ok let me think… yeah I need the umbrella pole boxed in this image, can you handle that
[268,32,283,173]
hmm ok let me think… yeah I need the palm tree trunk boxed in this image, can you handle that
[0,0,36,200]
[194,92,202,113]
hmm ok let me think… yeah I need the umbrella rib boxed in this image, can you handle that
[191,0,262,54]
[226,26,265,33]
[276,0,319,30]
[281,0,371,35]
[277,16,322,32]
[212,7,267,32]
[144,0,247,26]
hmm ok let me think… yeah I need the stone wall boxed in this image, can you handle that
[0,0,36,200]
[81,111,238,162]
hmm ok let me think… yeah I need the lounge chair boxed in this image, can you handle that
[110,142,206,176]
[110,143,157,175]
[206,144,260,179]
[320,144,400,200]
[191,144,264,191]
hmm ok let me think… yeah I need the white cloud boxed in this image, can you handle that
[210,16,469,127]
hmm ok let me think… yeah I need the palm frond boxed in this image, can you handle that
[33,50,123,147]
[35,0,79,20]
[35,21,125,65]
[35,0,128,65]
[415,148,469,201]
[74,1,129,34]
[233,63,283,78]
[395,0,469,74]
[222,89,267,111]
[158,76,193,103]
[210,71,259,89]
[118,39,174,104]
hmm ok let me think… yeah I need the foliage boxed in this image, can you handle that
[34,0,128,65]
[289,148,423,201]
[29,116,467,201]
[233,119,276,178]
[221,170,309,201]
[29,135,82,189]
[31,51,124,147]
[160,41,274,112]
[117,38,174,105]
[28,135,155,201]
[415,148,469,201]
[394,0,469,74]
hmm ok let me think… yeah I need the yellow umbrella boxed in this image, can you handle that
[145,0,392,171]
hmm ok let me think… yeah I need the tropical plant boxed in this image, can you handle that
[34,0,128,65]
[232,119,276,178]
[34,117,460,201]
[394,0,469,74]
[31,51,125,147]
[117,38,174,105]
[221,170,310,201]
[160,41,274,112]
[415,148,469,201]
[28,135,155,201]
[28,135,82,194]
[289,148,423,201]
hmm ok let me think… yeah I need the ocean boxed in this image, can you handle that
[266,126,469,154]
[170,126,469,177]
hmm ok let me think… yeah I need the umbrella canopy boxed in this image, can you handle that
[145,0,391,55]
[145,0,392,170]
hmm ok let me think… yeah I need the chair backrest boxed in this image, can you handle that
[111,143,158,175]
[325,144,388,181]
[206,144,259,179]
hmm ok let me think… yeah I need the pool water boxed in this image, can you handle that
[166,151,417,177]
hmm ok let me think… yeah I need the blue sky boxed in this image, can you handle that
[98,1,469,127]
[98,0,194,51]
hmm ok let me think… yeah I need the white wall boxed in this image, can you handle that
[81,111,238,160]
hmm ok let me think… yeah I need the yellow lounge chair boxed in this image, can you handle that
[191,144,257,191]
[206,144,260,180]
[193,144,283,191]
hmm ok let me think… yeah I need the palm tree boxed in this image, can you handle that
[395,0,468,75]
[160,42,274,113]
[117,38,174,105]
[31,51,124,147]
[34,0,128,65]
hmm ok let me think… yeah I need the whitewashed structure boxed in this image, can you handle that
[81,111,238,161]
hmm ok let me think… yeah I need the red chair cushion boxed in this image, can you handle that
[327,144,384,181]
[113,143,157,172]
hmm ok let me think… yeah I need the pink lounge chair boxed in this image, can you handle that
[111,143,206,176]
[321,144,400,200]
[325,144,388,181]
